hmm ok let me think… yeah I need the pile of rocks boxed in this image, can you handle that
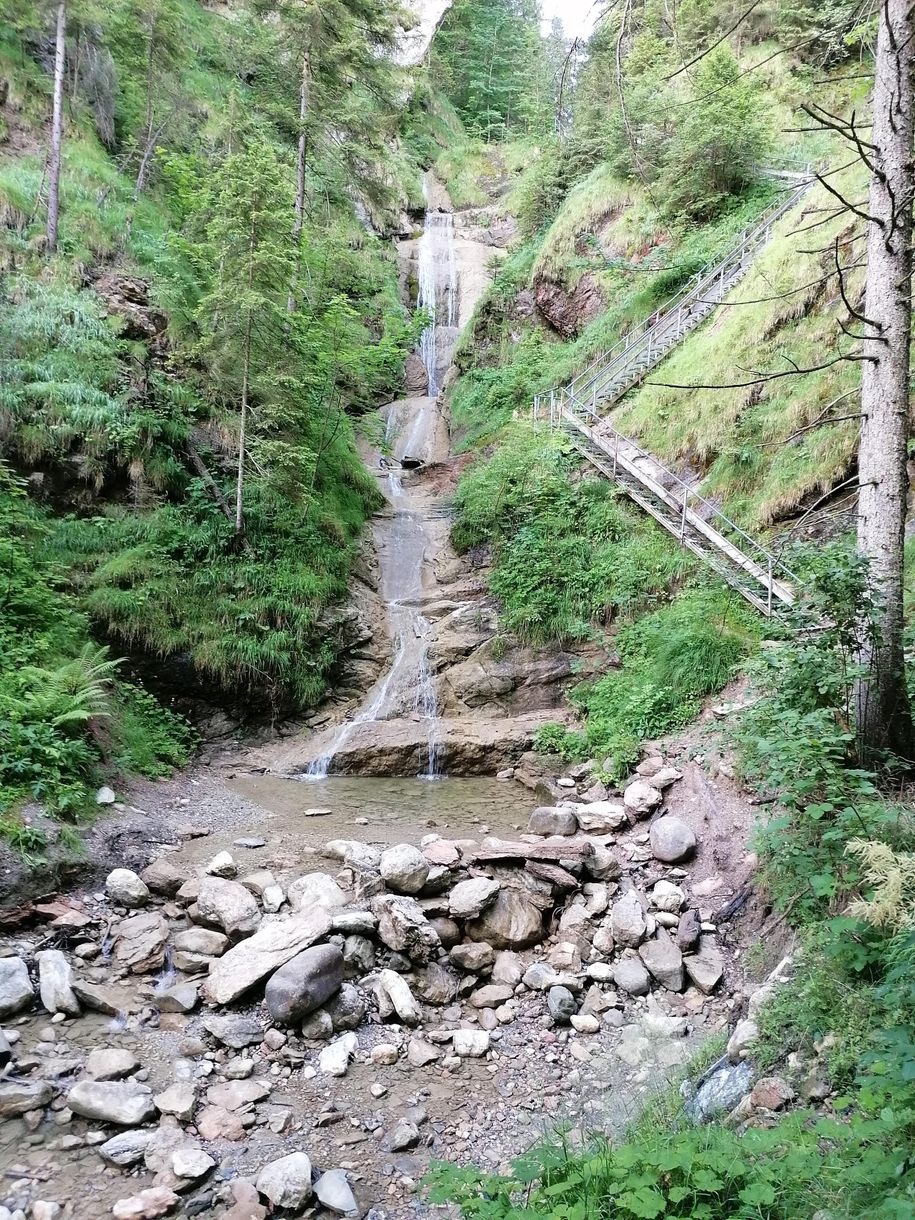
[0,757,737,1217]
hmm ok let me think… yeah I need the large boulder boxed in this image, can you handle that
[203,909,332,1005]
[527,807,577,836]
[612,956,651,996]
[141,855,190,897]
[196,877,261,936]
[35,949,79,1015]
[649,817,697,863]
[379,845,430,895]
[685,936,724,994]
[465,889,543,949]
[113,912,169,974]
[0,956,33,1018]
[106,869,150,908]
[287,872,348,914]
[172,927,228,957]
[372,895,441,963]
[448,877,500,920]
[0,1080,53,1118]
[372,968,422,1025]
[265,945,344,1025]
[610,891,647,948]
[639,930,685,991]
[623,780,663,817]
[574,802,627,833]
[256,1153,313,1209]
[67,1080,156,1126]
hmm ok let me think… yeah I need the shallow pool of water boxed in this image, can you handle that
[228,773,531,846]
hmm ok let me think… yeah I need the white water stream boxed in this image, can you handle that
[306,186,457,779]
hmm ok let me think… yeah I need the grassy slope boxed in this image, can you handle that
[0,1,423,835]
[614,168,867,529]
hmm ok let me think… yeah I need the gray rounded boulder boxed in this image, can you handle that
[265,944,344,1025]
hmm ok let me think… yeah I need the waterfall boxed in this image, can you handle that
[305,478,441,781]
[416,174,457,396]
[305,181,457,781]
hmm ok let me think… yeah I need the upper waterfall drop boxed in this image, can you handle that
[416,173,458,396]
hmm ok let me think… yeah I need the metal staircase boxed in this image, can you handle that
[533,177,812,617]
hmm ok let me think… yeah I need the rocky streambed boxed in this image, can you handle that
[0,755,779,1220]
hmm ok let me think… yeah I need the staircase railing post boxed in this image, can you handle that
[550,389,555,431]
[612,430,619,479]
[767,554,773,616]
[680,489,688,540]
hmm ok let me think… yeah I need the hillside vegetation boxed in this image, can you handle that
[0,0,436,834]
[430,1,915,1216]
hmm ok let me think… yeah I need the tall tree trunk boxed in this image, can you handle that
[46,0,67,254]
[287,48,310,313]
[855,0,915,762]
[292,49,310,244]
[235,224,256,538]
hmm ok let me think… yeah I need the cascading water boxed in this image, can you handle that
[416,174,457,396]
[305,182,457,780]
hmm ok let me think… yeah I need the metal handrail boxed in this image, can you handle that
[574,409,798,588]
[545,177,811,406]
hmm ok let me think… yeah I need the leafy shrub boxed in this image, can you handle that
[539,588,757,779]
[734,543,915,916]
[0,468,195,831]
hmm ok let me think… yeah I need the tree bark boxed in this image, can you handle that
[235,223,256,538]
[46,0,67,254]
[855,0,915,762]
[287,48,310,313]
[292,49,310,244]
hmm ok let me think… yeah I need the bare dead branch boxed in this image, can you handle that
[647,353,871,391]
[664,0,764,80]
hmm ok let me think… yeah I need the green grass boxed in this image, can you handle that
[532,163,640,286]
[614,166,869,528]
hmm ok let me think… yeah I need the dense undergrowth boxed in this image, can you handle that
[429,556,915,1217]
[431,2,915,1215]
[0,0,440,839]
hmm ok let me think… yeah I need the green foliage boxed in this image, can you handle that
[734,543,913,917]
[113,683,196,777]
[658,47,772,221]
[432,0,554,142]
[425,1096,915,1218]
[0,469,192,829]
[540,588,758,778]
[454,425,691,645]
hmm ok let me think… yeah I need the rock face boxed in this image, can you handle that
[35,949,79,1015]
[379,844,429,894]
[67,1080,156,1126]
[265,944,344,1025]
[204,909,332,1005]
[256,1152,313,1209]
[0,956,33,1018]
[106,868,150,907]
[650,816,697,863]
[465,889,543,949]
[196,877,262,936]
[448,877,500,919]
